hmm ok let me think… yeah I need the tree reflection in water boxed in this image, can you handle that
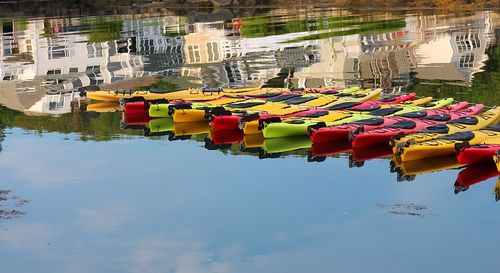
[0,108,28,221]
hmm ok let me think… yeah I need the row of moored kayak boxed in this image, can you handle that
[83,86,500,187]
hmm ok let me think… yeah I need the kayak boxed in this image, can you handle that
[326,97,451,126]
[241,88,386,134]
[262,97,447,138]
[454,161,499,195]
[397,125,500,161]
[350,104,484,148]
[211,92,417,132]
[262,97,453,138]
[147,90,320,118]
[123,87,346,111]
[323,93,417,111]
[125,100,151,115]
[456,144,500,165]
[172,99,262,123]
[169,88,359,123]
[390,155,463,182]
[86,86,295,102]
[309,101,469,143]
[392,107,500,152]
[172,99,266,123]
[173,87,372,123]
[280,92,355,108]
[241,86,365,110]
[212,108,318,132]
[149,98,242,118]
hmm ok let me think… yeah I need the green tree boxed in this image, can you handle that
[0,104,142,143]
[0,105,18,154]
[88,17,123,43]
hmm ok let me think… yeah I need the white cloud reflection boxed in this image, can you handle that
[0,136,93,186]
[77,204,133,232]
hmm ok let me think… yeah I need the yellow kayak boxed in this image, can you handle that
[392,107,500,152]
[88,86,349,102]
[398,125,500,161]
[313,96,434,123]
[87,86,295,102]
[261,97,451,139]
[235,89,365,112]
[240,89,377,117]
[172,87,369,123]
[149,97,250,118]
[241,89,385,134]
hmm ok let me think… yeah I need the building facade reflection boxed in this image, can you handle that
[0,11,498,115]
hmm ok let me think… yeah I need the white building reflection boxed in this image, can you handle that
[0,11,497,115]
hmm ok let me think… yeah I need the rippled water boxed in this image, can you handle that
[0,7,499,273]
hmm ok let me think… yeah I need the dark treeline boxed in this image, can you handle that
[332,0,498,9]
[0,104,143,142]
[0,0,496,19]
[0,0,272,18]
[0,0,152,17]
[409,45,500,106]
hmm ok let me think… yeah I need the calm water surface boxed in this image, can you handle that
[0,6,499,273]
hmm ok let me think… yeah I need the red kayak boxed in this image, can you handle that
[125,88,341,116]
[183,91,325,129]
[211,93,417,131]
[323,93,416,111]
[123,98,169,115]
[211,108,327,131]
[124,100,150,115]
[350,104,484,148]
[454,160,499,194]
[456,144,500,165]
[123,92,299,117]
[309,101,471,143]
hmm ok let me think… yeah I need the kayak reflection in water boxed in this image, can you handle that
[454,160,500,196]
[494,178,500,202]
